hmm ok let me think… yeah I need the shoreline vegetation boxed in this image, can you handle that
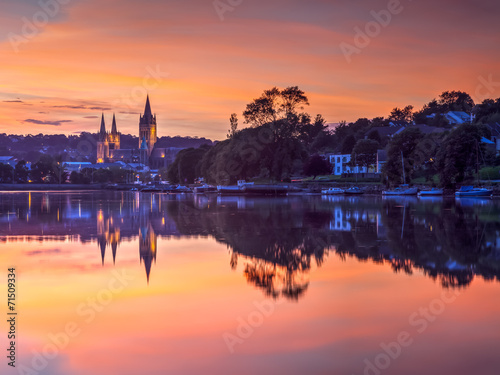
[1,87,500,190]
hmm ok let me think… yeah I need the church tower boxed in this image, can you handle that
[139,95,157,156]
[108,113,120,152]
[97,114,109,163]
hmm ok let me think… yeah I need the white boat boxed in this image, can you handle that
[455,186,492,197]
[418,188,443,196]
[321,187,345,195]
[382,185,418,196]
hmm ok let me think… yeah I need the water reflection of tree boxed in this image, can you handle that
[379,199,500,288]
[168,196,500,293]
[167,198,333,300]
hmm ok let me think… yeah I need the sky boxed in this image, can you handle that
[1,0,500,140]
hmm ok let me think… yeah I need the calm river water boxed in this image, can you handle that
[1,191,499,375]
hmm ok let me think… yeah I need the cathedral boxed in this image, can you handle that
[97,96,174,168]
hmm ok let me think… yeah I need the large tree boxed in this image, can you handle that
[303,154,332,178]
[243,86,309,130]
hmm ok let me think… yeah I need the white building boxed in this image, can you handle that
[328,154,367,176]
[328,152,387,176]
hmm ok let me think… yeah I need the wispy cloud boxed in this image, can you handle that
[51,105,112,111]
[25,248,62,256]
[3,100,23,103]
[23,119,73,126]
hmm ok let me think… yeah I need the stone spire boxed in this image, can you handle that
[111,113,117,134]
[99,113,106,139]
[143,95,152,120]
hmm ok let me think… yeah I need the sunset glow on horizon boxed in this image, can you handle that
[1,0,500,140]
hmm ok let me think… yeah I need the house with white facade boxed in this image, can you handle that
[328,151,387,176]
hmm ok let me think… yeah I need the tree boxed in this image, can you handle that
[350,139,379,170]
[389,105,414,124]
[436,124,487,187]
[243,86,309,129]
[303,154,332,178]
[367,129,381,144]
[382,128,424,185]
[341,134,356,154]
[70,171,90,184]
[93,168,113,183]
[227,113,238,139]
[333,121,350,142]
[0,163,13,183]
[14,160,29,183]
[168,146,210,184]
[438,91,474,113]
[30,155,56,183]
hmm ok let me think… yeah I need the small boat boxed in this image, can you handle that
[418,188,443,196]
[217,185,242,195]
[140,187,163,193]
[193,184,217,194]
[242,184,288,196]
[455,186,492,197]
[344,187,364,195]
[383,152,418,196]
[321,187,345,195]
[382,185,418,196]
[217,180,253,195]
[174,185,191,193]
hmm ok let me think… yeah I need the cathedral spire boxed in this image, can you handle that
[143,95,152,119]
[111,113,117,134]
[99,113,106,135]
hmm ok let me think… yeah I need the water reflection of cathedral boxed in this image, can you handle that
[139,219,157,283]
[95,195,163,283]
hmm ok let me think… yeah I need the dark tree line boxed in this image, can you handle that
[168,86,334,184]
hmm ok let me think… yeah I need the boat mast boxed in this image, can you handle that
[401,150,405,185]
[476,140,479,186]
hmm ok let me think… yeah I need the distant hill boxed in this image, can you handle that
[0,133,214,163]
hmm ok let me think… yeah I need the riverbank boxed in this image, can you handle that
[0,184,107,191]
[2,182,500,196]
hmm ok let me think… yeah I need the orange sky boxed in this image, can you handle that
[1,0,500,140]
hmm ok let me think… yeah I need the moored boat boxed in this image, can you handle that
[217,185,242,195]
[140,187,163,193]
[217,180,253,195]
[344,187,364,195]
[193,184,217,194]
[321,187,345,195]
[382,185,418,196]
[418,188,443,196]
[241,184,288,196]
[455,186,492,197]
